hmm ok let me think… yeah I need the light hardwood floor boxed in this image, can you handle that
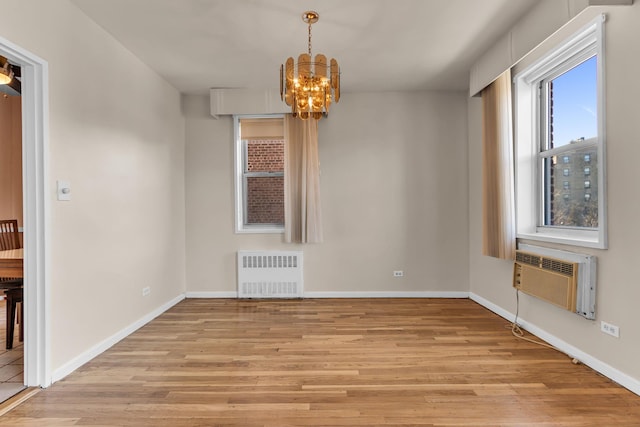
[1,298,639,426]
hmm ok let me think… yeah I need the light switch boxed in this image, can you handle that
[57,180,71,201]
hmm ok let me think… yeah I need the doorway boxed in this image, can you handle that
[0,35,49,390]
[0,83,26,401]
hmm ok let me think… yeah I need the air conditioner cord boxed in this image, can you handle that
[509,290,580,364]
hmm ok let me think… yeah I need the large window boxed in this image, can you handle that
[234,115,285,233]
[514,16,606,248]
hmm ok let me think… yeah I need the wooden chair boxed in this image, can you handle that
[0,219,23,349]
[0,220,20,251]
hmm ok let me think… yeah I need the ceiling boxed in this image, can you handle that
[69,0,540,95]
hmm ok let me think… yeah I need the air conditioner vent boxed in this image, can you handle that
[541,258,574,276]
[515,251,541,267]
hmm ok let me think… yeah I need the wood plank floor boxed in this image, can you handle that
[1,298,639,426]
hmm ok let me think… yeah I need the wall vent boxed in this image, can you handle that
[237,251,303,298]
[514,244,596,319]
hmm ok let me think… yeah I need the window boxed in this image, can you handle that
[514,16,606,248]
[234,115,285,233]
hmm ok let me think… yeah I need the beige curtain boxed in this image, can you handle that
[284,115,323,243]
[481,70,516,259]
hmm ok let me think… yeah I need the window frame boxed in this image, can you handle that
[514,15,607,249]
[233,114,285,234]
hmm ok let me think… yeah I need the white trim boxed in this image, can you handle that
[470,293,640,397]
[233,114,285,234]
[51,294,185,384]
[186,291,470,299]
[233,115,243,232]
[516,230,603,248]
[0,35,50,388]
[517,19,600,85]
[514,15,607,249]
[235,226,284,235]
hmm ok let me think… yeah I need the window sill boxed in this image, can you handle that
[235,226,284,234]
[517,230,606,249]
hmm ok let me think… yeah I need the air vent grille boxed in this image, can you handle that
[515,251,541,267]
[541,258,574,276]
[237,251,303,299]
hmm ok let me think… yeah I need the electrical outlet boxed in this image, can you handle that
[600,321,619,338]
[142,286,151,297]
[393,270,404,277]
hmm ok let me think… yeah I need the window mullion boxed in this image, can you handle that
[538,140,599,158]
[245,171,284,178]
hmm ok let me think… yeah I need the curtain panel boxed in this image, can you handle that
[284,115,323,243]
[481,70,516,260]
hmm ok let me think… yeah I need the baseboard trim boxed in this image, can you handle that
[51,293,186,384]
[185,291,470,299]
[470,292,640,397]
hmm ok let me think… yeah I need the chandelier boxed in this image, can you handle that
[0,57,14,85]
[280,11,340,120]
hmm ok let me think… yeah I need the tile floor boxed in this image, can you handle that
[0,299,24,403]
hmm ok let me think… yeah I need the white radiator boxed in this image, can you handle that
[237,251,303,299]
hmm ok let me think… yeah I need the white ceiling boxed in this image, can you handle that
[70,0,540,95]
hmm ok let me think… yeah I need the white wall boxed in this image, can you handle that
[0,0,186,373]
[468,4,640,385]
[185,91,469,295]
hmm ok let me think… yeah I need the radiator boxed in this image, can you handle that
[237,251,303,299]
[514,244,596,319]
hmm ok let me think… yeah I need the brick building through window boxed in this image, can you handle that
[245,139,284,224]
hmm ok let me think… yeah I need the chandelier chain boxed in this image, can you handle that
[308,22,312,56]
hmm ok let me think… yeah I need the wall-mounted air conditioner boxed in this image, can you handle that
[513,244,596,320]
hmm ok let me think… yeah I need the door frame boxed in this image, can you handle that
[1,35,50,387]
